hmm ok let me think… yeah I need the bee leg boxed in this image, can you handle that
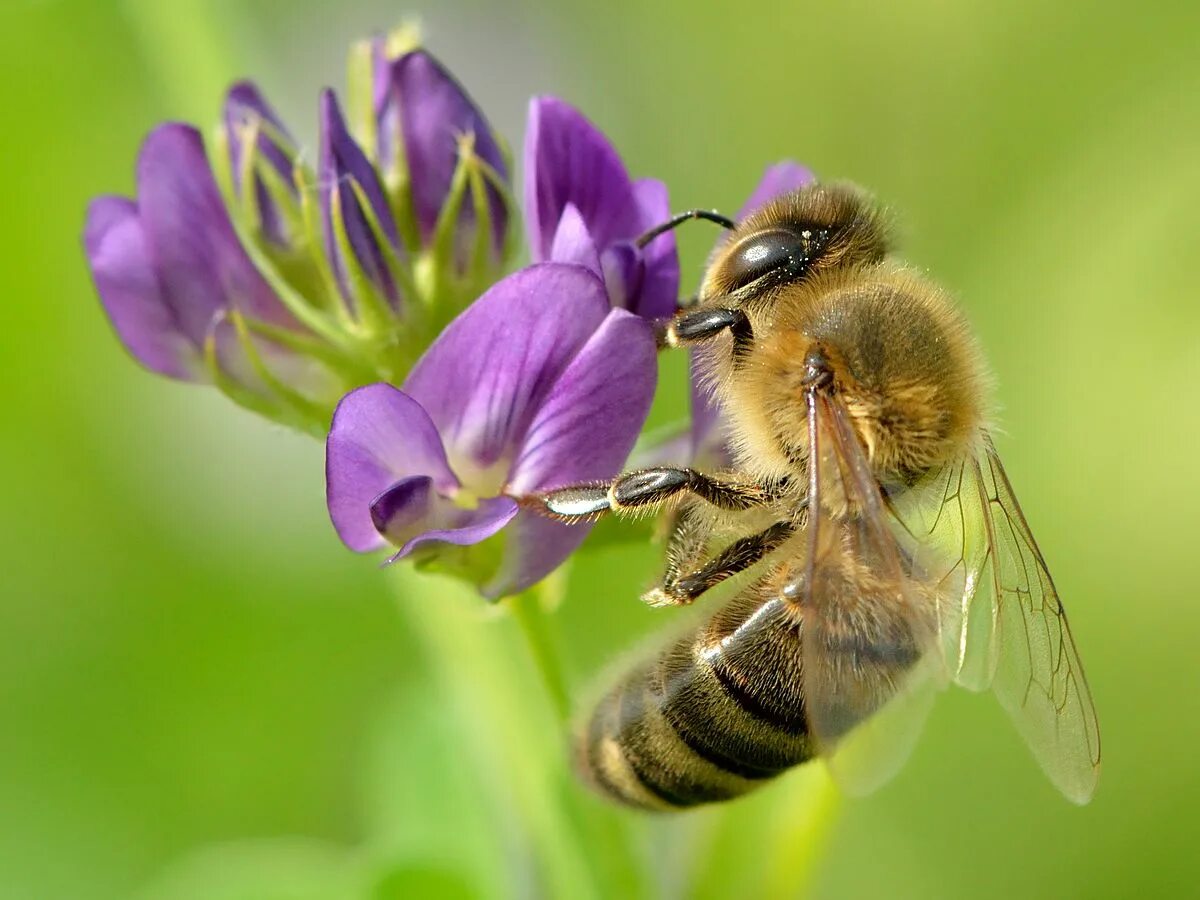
[656,307,753,359]
[528,482,613,520]
[645,520,796,607]
[659,502,714,587]
[530,468,768,523]
[610,467,766,513]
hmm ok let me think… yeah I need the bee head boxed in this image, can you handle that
[700,182,891,307]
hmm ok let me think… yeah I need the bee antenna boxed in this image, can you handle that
[635,209,736,249]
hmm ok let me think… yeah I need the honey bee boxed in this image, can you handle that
[531,183,1100,809]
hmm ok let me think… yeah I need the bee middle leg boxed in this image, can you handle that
[645,519,796,607]
[530,467,770,522]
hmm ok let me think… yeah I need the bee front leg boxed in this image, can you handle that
[529,468,770,523]
[655,307,753,357]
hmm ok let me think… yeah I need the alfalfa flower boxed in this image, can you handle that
[523,97,679,320]
[84,30,514,434]
[325,264,656,598]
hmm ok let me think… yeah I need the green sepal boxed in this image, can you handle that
[241,317,374,387]
[210,129,351,352]
[410,525,507,600]
[348,178,420,315]
[328,183,397,340]
[295,165,353,330]
[204,317,327,438]
[226,310,335,432]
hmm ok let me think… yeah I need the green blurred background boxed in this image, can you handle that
[4,0,1199,897]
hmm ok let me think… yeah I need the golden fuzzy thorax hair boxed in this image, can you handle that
[705,263,990,484]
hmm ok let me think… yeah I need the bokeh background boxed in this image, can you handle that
[4,0,1200,897]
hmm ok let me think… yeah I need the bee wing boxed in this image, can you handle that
[796,391,946,794]
[972,436,1101,803]
[888,435,1101,803]
[886,456,997,691]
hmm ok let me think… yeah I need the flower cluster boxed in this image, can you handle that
[83,25,812,598]
[85,29,513,435]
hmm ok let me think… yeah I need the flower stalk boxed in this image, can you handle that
[507,574,572,724]
[389,565,639,900]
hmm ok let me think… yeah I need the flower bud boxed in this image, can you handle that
[370,41,514,320]
[317,88,411,334]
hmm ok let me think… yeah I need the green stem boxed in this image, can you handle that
[687,764,841,900]
[389,566,602,900]
[507,580,571,724]
[762,767,840,899]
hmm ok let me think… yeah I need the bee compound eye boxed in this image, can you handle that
[724,228,825,291]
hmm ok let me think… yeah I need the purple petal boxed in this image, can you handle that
[492,308,656,597]
[319,90,403,308]
[136,124,294,333]
[370,475,437,539]
[629,177,679,319]
[83,196,203,380]
[326,384,460,552]
[382,50,508,250]
[484,511,587,599]
[598,242,643,313]
[507,308,656,493]
[737,161,816,220]
[523,97,643,262]
[375,486,518,561]
[403,264,610,480]
[548,203,601,276]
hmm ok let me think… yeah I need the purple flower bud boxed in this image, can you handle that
[524,97,679,320]
[374,49,510,262]
[221,82,298,249]
[326,263,657,597]
[83,124,300,382]
[318,89,406,316]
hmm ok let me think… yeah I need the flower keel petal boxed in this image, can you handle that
[384,494,519,562]
[326,384,459,552]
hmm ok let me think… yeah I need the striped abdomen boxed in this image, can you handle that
[578,588,813,810]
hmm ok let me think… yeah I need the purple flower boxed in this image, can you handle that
[524,97,679,320]
[326,263,656,597]
[84,123,301,383]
